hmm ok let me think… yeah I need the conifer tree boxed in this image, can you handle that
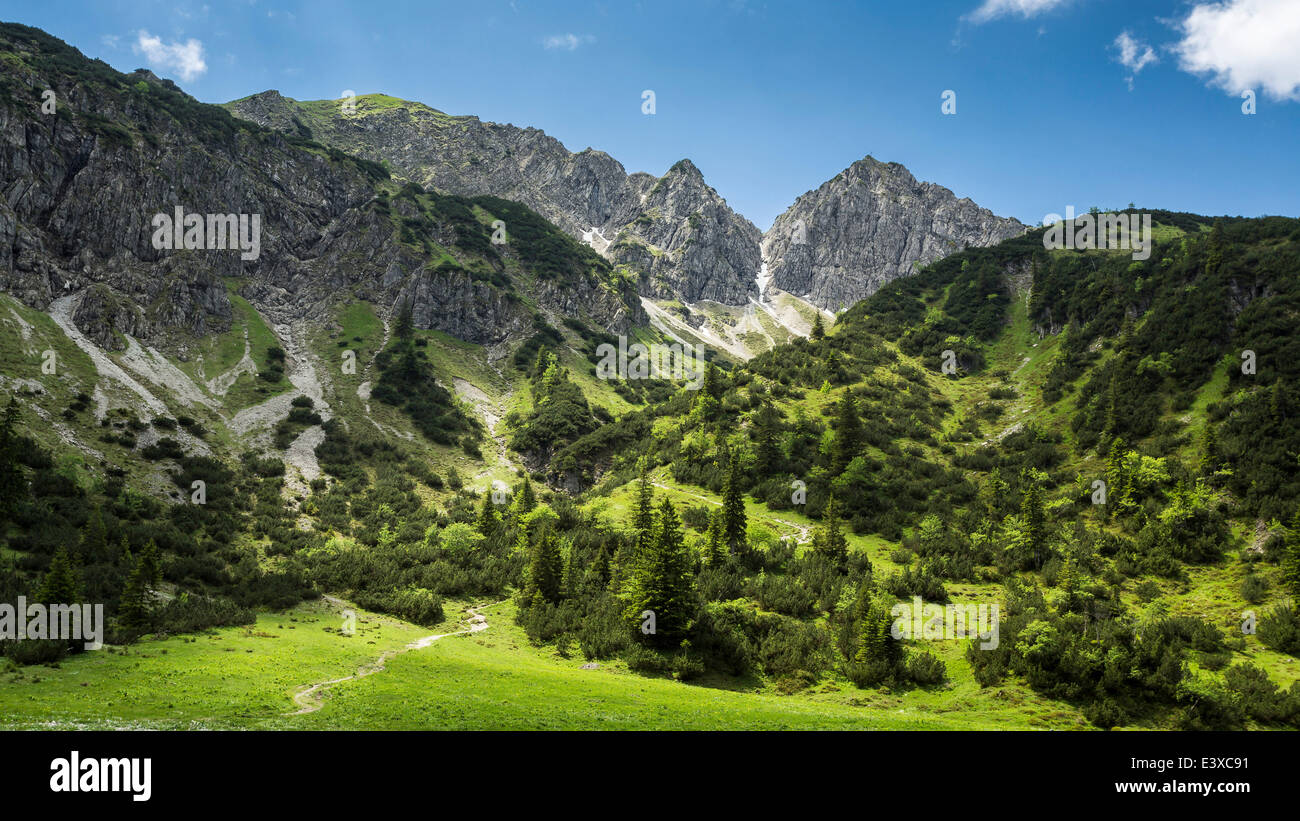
[703,509,727,567]
[810,312,825,340]
[117,555,153,636]
[140,539,162,588]
[1104,437,1130,516]
[477,490,501,538]
[702,361,722,401]
[1019,470,1049,570]
[80,506,110,564]
[612,465,655,590]
[722,455,747,553]
[752,403,784,475]
[625,500,695,643]
[853,594,901,669]
[1198,425,1220,478]
[394,299,414,342]
[513,476,537,517]
[812,493,848,566]
[35,546,82,604]
[526,529,564,604]
[831,389,862,474]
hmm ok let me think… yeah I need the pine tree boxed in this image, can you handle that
[702,361,722,401]
[117,555,153,636]
[513,476,537,518]
[116,535,132,569]
[394,299,414,342]
[35,546,82,604]
[1198,425,1220,478]
[140,539,162,588]
[831,389,862,474]
[1020,470,1049,570]
[722,455,747,553]
[80,506,110,564]
[626,500,695,643]
[703,509,727,567]
[752,403,784,475]
[632,467,656,545]
[813,494,848,566]
[824,349,842,384]
[531,346,552,381]
[1104,437,1130,516]
[477,490,501,538]
[810,312,825,340]
[526,529,564,603]
[612,465,655,590]
[853,595,901,669]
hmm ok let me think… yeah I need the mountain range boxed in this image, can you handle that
[3,22,1298,733]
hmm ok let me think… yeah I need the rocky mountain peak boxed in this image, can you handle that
[761,155,1028,312]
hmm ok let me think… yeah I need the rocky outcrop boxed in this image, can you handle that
[762,156,1028,311]
[226,92,761,305]
[0,26,641,358]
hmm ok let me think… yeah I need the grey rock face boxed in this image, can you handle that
[226,93,761,306]
[762,157,1028,312]
[0,39,641,356]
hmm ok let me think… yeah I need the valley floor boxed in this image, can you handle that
[0,596,1088,731]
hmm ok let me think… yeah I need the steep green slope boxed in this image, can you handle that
[527,211,1300,729]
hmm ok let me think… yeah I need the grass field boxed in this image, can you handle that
[0,596,1086,730]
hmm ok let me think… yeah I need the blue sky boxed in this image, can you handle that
[7,0,1299,229]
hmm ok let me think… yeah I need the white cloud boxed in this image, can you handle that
[1114,31,1158,73]
[1114,31,1157,88]
[543,33,595,51]
[966,0,1072,23]
[133,30,207,82]
[1173,0,1300,101]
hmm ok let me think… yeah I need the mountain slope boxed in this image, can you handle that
[225,91,761,306]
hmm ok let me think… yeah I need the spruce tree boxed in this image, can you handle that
[117,555,153,636]
[626,500,695,643]
[810,312,825,340]
[477,490,501,538]
[813,494,848,566]
[702,361,722,401]
[140,539,162,588]
[831,389,862,474]
[513,476,537,517]
[394,299,414,342]
[526,529,564,604]
[1198,425,1220,478]
[80,506,110,564]
[853,595,901,671]
[632,467,656,547]
[612,465,655,590]
[722,456,747,553]
[35,546,82,604]
[752,403,784,475]
[1020,470,1049,570]
[703,509,727,567]
[1104,437,1130,516]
